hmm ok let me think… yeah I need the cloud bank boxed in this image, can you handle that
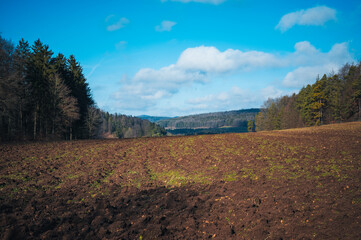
[111,41,353,115]
[276,6,337,32]
[187,86,284,112]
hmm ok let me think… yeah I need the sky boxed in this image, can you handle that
[1,0,360,117]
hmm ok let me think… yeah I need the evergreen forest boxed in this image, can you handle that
[0,35,166,141]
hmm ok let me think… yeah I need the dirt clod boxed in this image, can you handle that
[1,122,361,239]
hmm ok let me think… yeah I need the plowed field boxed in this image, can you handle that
[1,122,361,239]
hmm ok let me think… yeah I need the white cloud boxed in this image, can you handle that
[118,45,282,111]
[134,64,207,85]
[106,17,129,31]
[260,86,284,99]
[187,86,283,112]
[111,64,207,112]
[283,42,353,87]
[155,20,177,32]
[276,6,337,32]
[282,64,338,88]
[141,90,171,100]
[161,0,226,4]
[110,41,353,114]
[177,46,283,73]
[187,87,251,111]
[294,41,318,54]
[290,41,350,65]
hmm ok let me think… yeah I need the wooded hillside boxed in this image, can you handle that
[255,62,361,131]
[157,109,260,129]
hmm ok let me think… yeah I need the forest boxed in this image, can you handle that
[0,35,166,141]
[99,112,166,138]
[255,62,361,131]
[157,109,260,130]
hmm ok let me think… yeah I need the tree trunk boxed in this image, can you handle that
[8,116,11,140]
[52,113,56,135]
[319,99,323,125]
[33,104,38,140]
[19,103,23,139]
[44,118,47,138]
[33,110,37,140]
[70,126,73,141]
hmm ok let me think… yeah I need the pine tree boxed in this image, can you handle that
[324,74,343,122]
[0,36,16,140]
[67,55,94,138]
[13,39,31,138]
[27,39,54,139]
[310,74,328,125]
[297,85,314,126]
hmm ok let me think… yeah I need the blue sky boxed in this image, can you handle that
[1,0,360,116]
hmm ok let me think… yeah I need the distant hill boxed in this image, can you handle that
[157,108,260,135]
[137,115,173,123]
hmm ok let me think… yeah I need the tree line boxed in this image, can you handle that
[0,35,167,141]
[0,35,95,141]
[255,62,361,131]
[99,112,167,138]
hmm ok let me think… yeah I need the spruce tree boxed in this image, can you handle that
[13,39,31,138]
[27,39,54,139]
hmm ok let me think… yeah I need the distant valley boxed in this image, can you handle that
[139,108,260,135]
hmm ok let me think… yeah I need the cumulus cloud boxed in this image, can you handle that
[155,20,177,32]
[161,0,226,4]
[187,87,251,111]
[110,41,353,113]
[187,86,283,112]
[111,64,207,112]
[283,65,337,88]
[106,16,129,31]
[177,46,282,72]
[283,42,353,87]
[116,46,282,110]
[289,41,351,65]
[276,6,337,32]
[134,64,207,85]
[260,86,284,99]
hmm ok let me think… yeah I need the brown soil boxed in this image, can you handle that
[1,122,361,239]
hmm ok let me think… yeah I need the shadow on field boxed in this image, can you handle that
[1,184,228,240]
